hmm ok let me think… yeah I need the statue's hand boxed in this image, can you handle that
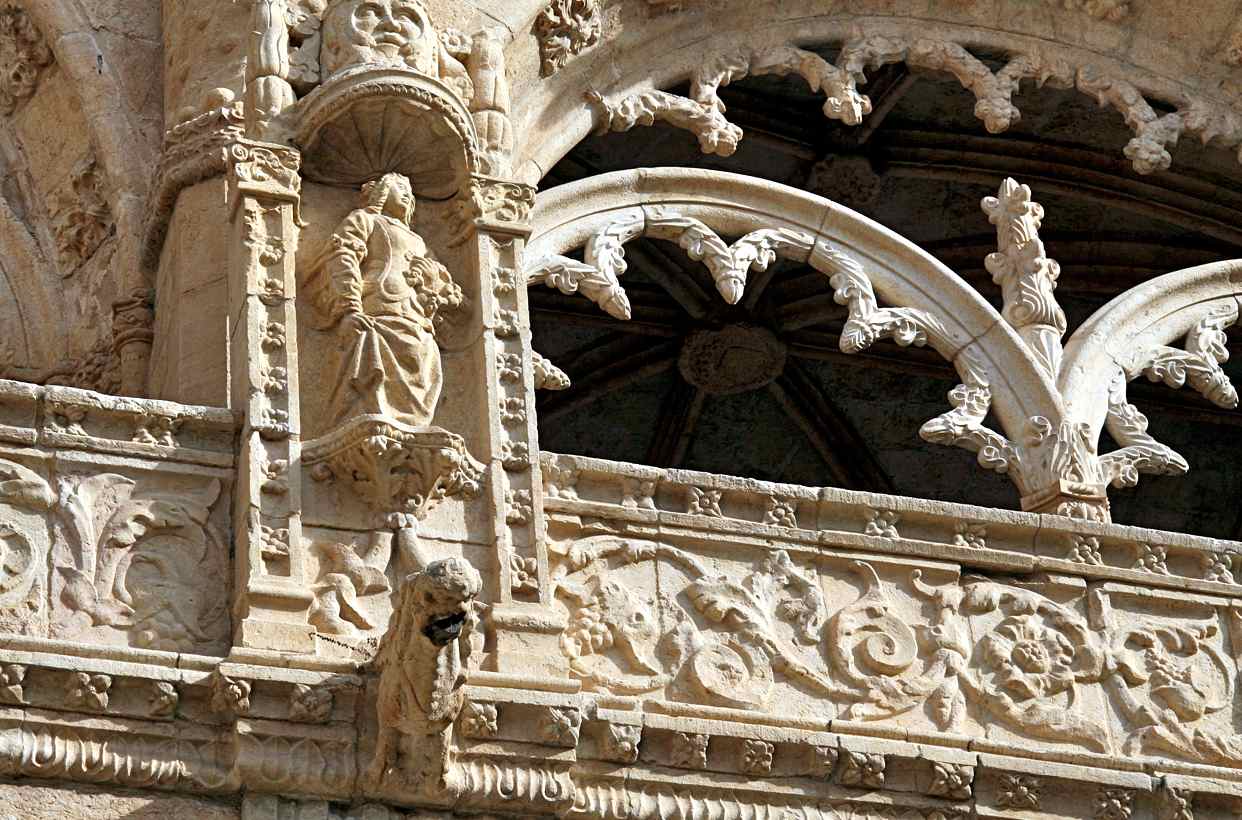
[342,311,374,336]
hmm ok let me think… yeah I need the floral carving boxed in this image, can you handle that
[927,761,973,799]
[499,397,527,427]
[687,487,722,517]
[740,739,773,775]
[289,684,334,723]
[953,522,987,549]
[132,414,179,447]
[670,732,708,769]
[838,750,884,788]
[212,673,252,717]
[505,489,533,525]
[997,773,1042,809]
[459,700,498,738]
[534,0,601,77]
[1134,543,1170,574]
[1203,551,1236,584]
[66,672,112,712]
[544,462,580,499]
[147,681,178,718]
[601,723,641,763]
[1096,788,1134,820]
[763,496,797,527]
[620,478,656,510]
[501,441,530,470]
[509,551,538,594]
[539,706,581,747]
[0,4,52,114]
[1068,535,1104,565]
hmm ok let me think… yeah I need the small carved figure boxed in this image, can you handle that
[368,556,482,787]
[303,173,464,430]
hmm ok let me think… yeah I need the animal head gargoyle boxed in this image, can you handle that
[411,557,482,647]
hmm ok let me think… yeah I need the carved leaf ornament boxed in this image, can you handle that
[53,474,229,652]
[551,536,1242,767]
[527,171,1241,519]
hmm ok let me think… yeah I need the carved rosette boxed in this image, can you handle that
[304,416,484,525]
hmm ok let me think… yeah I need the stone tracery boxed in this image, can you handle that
[1,1,1242,818]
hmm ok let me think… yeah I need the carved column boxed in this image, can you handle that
[226,141,314,652]
[460,175,561,672]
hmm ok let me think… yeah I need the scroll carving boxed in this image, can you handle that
[547,535,1242,771]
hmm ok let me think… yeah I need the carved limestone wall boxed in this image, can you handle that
[6,1,1242,817]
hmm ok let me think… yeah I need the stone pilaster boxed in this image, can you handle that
[226,140,314,652]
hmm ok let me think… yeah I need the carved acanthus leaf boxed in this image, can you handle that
[920,375,1019,476]
[53,474,229,653]
[527,254,632,320]
[528,208,813,318]
[816,244,947,353]
[1136,302,1239,410]
[1098,369,1189,489]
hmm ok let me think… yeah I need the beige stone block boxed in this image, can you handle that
[0,782,240,820]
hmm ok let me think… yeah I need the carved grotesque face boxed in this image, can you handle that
[321,0,438,77]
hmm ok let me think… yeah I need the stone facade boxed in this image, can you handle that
[2,1,1242,818]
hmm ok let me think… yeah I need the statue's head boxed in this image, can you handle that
[361,172,415,224]
[321,0,439,77]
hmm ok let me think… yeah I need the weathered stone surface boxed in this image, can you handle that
[0,782,240,819]
[1,2,1242,818]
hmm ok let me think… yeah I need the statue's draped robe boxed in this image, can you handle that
[307,208,455,429]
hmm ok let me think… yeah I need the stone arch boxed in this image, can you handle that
[510,7,1242,188]
[527,167,1063,498]
[22,0,158,294]
[527,167,1242,518]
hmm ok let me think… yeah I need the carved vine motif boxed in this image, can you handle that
[589,32,1236,176]
[52,474,229,653]
[0,4,52,115]
[550,536,1242,768]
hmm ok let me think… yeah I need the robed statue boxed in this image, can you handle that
[302,173,464,430]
